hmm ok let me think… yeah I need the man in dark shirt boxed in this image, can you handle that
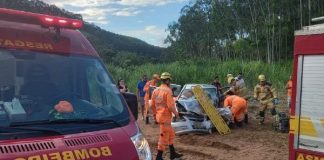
[137,75,148,120]
[211,76,222,94]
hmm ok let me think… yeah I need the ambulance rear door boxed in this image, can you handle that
[295,54,324,152]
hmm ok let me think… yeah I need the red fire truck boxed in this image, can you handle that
[0,8,151,160]
[290,18,324,160]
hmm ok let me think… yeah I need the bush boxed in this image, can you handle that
[107,59,292,94]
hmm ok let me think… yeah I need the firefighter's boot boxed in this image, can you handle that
[156,150,163,160]
[244,113,249,124]
[145,116,150,124]
[169,145,183,160]
[271,108,279,122]
[259,111,265,125]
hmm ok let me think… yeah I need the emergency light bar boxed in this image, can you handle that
[0,8,83,29]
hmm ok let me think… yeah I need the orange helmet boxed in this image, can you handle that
[55,101,74,113]
[152,73,160,80]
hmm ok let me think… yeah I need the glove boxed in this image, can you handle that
[273,98,279,105]
[172,114,180,122]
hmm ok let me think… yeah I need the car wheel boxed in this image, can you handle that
[208,128,213,134]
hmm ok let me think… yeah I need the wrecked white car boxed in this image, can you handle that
[171,84,232,135]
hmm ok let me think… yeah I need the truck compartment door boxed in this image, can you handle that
[296,55,324,152]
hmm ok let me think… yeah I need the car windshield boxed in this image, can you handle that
[0,49,129,127]
[179,87,219,106]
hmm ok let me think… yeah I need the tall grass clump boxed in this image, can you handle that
[107,59,292,94]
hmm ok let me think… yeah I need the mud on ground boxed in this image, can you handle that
[138,102,289,160]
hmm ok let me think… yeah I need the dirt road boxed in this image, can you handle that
[138,105,289,160]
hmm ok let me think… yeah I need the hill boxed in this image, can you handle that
[0,0,164,65]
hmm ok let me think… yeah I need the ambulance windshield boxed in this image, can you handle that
[0,49,129,127]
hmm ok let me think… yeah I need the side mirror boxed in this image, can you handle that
[122,92,138,120]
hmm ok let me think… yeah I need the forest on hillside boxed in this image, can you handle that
[165,0,324,63]
[0,0,164,66]
[2,0,324,66]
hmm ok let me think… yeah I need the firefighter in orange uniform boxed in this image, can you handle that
[224,91,248,126]
[286,75,293,108]
[143,73,160,124]
[151,72,183,160]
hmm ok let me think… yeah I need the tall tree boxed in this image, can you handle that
[166,0,324,63]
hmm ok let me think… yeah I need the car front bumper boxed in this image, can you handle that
[171,116,214,135]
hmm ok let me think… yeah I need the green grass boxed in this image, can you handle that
[107,59,292,94]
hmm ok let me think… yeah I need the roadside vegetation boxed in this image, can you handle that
[107,59,292,93]
[3,0,318,96]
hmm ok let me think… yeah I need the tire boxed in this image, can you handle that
[208,128,213,134]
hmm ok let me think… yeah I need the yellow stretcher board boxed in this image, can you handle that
[192,85,231,135]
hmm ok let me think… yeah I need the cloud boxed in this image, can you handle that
[144,25,158,32]
[41,0,183,46]
[75,7,141,24]
[42,0,185,25]
[76,8,110,24]
[112,8,141,17]
[43,0,186,7]
[43,0,143,25]
[117,0,186,6]
[121,25,169,47]
[42,0,116,8]
[50,2,64,8]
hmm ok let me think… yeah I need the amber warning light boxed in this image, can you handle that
[0,8,83,29]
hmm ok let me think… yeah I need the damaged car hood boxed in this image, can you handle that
[178,99,204,115]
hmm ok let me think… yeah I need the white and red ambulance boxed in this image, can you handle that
[290,18,324,160]
[0,8,151,160]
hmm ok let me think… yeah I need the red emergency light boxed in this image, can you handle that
[0,8,83,29]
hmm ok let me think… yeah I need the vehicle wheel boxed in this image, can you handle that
[228,122,235,129]
[208,128,213,134]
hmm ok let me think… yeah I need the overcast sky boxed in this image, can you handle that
[42,0,188,47]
